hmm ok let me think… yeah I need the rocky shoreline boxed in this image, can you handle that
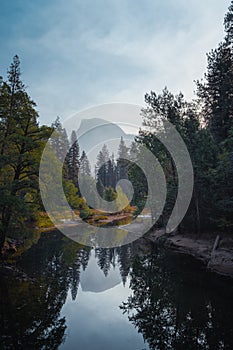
[146,229,233,278]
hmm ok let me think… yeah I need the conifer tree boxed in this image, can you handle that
[79,150,91,176]
[0,56,50,248]
[50,117,69,178]
[117,137,129,180]
[196,1,233,143]
[96,144,110,187]
[67,130,80,187]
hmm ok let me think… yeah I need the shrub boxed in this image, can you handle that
[79,209,93,220]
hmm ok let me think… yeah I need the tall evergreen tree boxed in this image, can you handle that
[117,136,129,180]
[96,144,110,187]
[224,1,233,48]
[0,55,24,157]
[50,117,69,179]
[0,56,50,248]
[66,130,80,187]
[79,150,91,176]
[193,1,233,230]
[106,154,117,188]
[197,2,233,144]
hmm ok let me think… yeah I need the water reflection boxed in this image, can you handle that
[120,244,233,350]
[1,231,233,349]
[80,251,121,293]
[0,230,91,349]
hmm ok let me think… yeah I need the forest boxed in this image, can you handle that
[0,2,233,252]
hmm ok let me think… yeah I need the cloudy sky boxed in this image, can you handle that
[0,0,230,126]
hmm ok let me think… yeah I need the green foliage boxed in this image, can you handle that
[36,212,54,228]
[0,56,93,249]
[66,130,80,187]
[138,78,233,232]
[134,1,233,233]
[79,208,93,220]
[1,0,233,247]
[63,180,80,209]
[75,196,88,210]
[103,186,117,202]
[0,56,51,247]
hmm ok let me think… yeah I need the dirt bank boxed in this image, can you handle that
[146,229,233,278]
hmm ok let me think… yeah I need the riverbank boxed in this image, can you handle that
[146,229,233,278]
[2,219,233,280]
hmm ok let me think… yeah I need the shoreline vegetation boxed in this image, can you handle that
[0,210,134,256]
[2,216,233,280]
[0,212,233,278]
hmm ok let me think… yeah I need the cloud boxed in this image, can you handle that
[0,0,230,125]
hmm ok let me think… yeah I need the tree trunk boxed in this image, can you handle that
[1,206,12,250]
[194,187,201,235]
[0,231,5,252]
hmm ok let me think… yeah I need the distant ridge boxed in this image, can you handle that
[77,118,134,153]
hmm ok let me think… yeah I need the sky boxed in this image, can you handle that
[0,0,230,126]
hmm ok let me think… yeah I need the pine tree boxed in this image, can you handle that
[0,56,50,248]
[50,117,69,161]
[67,130,80,187]
[117,137,129,180]
[0,55,24,157]
[106,156,117,188]
[192,1,233,231]
[50,117,70,178]
[79,150,91,176]
[96,144,110,187]
[224,1,233,48]
[196,2,233,143]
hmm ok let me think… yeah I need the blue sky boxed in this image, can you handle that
[0,0,230,125]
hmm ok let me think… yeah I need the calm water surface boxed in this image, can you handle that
[1,230,233,349]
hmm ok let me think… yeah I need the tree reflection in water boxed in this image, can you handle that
[120,243,233,350]
[1,233,233,350]
[0,230,91,350]
[0,233,135,349]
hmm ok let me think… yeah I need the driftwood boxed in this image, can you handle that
[207,235,220,268]
[211,235,220,255]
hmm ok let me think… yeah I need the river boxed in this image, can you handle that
[1,230,233,349]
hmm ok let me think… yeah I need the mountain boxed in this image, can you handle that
[77,117,134,153]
